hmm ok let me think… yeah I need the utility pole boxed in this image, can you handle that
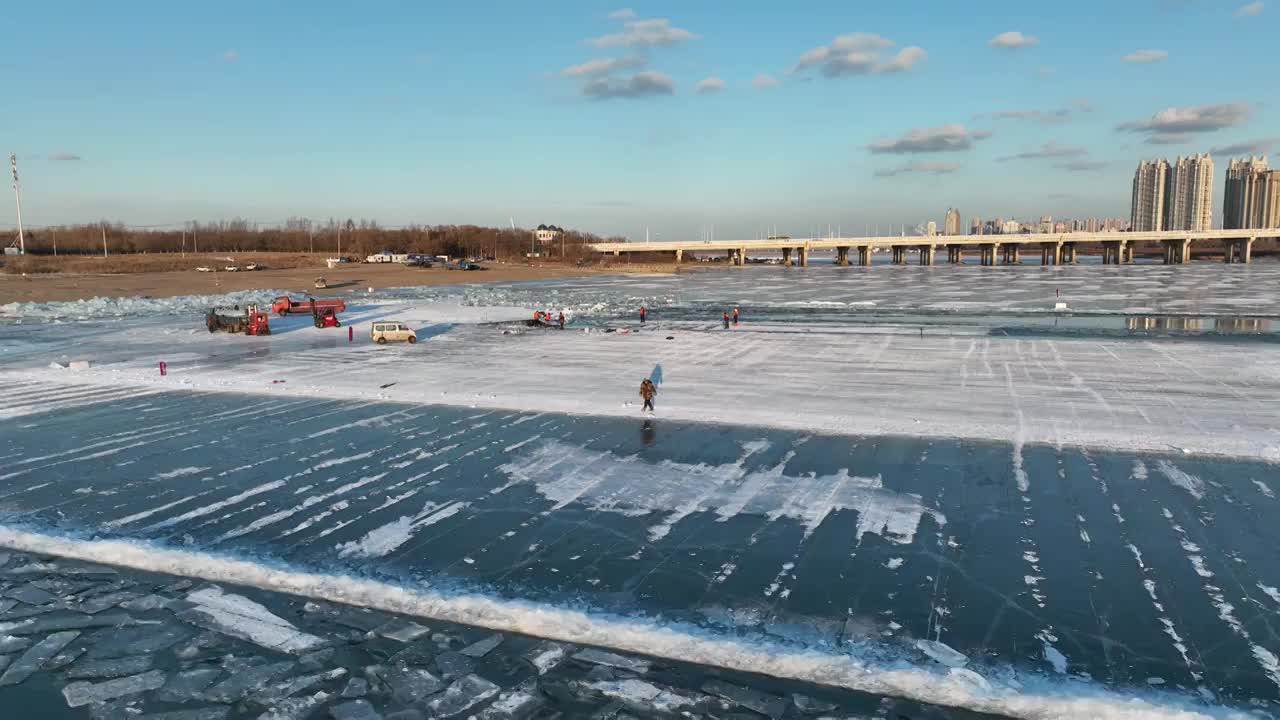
[308,227,314,254]
[193,222,198,254]
[101,224,108,257]
[53,228,57,256]
[181,229,186,257]
[9,154,25,254]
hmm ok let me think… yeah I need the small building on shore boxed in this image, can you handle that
[535,224,564,246]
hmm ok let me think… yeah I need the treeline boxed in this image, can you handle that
[3,218,620,261]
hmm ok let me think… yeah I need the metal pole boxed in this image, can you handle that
[10,154,25,254]
[101,224,108,257]
[181,229,186,257]
[53,228,57,256]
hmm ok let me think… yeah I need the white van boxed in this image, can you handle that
[371,321,417,344]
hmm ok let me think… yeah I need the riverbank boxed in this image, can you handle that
[0,257,679,304]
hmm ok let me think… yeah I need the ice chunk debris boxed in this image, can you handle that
[156,667,222,703]
[372,665,444,704]
[573,648,650,674]
[330,700,382,720]
[62,668,167,707]
[702,679,786,719]
[915,639,968,668]
[584,679,696,713]
[259,690,332,720]
[524,642,566,675]
[202,660,295,703]
[181,586,325,654]
[424,674,500,717]
[459,632,503,657]
[88,624,189,659]
[0,629,80,686]
[375,619,429,643]
[67,654,154,679]
[474,688,542,719]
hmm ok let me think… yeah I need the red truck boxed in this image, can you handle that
[271,296,347,317]
[206,305,271,335]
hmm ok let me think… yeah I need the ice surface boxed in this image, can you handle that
[3,584,58,606]
[423,674,500,717]
[0,629,79,686]
[340,677,368,698]
[0,635,32,654]
[474,689,542,720]
[182,586,325,654]
[524,642,567,675]
[433,651,474,678]
[62,668,167,707]
[257,668,347,704]
[87,624,189,659]
[500,441,943,545]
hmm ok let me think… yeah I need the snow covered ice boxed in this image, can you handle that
[4,264,1280,718]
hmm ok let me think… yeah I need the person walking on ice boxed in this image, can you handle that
[639,378,657,413]
[722,311,731,330]
[639,306,647,324]
[732,306,739,325]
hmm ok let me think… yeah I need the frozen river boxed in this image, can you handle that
[3,263,1280,718]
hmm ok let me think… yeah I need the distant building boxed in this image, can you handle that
[970,217,983,235]
[944,208,961,236]
[1002,219,1022,234]
[1039,216,1053,234]
[1164,154,1214,231]
[534,224,565,245]
[1131,159,1171,231]
[1053,221,1067,233]
[926,221,938,236]
[1224,156,1280,230]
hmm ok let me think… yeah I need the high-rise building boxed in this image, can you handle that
[1224,156,1280,230]
[926,220,938,236]
[1164,154,1214,231]
[1131,159,1170,231]
[970,217,983,235]
[944,208,961,236]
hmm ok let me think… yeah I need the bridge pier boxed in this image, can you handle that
[836,246,850,266]
[891,245,906,265]
[738,247,747,266]
[781,247,792,266]
[946,244,964,264]
[1001,245,1020,264]
[1062,242,1078,264]
[675,249,683,264]
[1039,242,1063,266]
[1124,242,1133,264]
[858,246,871,266]
[797,246,809,267]
[979,243,1000,266]
[1224,237,1254,264]
[1162,239,1191,264]
[918,245,935,266]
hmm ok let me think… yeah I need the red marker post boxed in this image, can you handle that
[348,326,354,343]
[159,361,167,376]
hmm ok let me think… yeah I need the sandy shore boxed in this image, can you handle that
[0,261,677,304]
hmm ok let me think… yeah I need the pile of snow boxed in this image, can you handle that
[0,289,290,322]
[0,525,1258,720]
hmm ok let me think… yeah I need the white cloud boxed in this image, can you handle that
[868,124,991,154]
[988,31,1038,49]
[1235,1,1264,16]
[695,76,725,94]
[997,141,1089,162]
[582,71,674,99]
[987,107,1073,124]
[1117,103,1252,136]
[48,152,81,161]
[1209,137,1279,155]
[1123,49,1168,63]
[877,47,927,74]
[222,49,239,61]
[608,8,636,20]
[589,16,698,48]
[874,162,960,177]
[791,33,925,77]
[1058,160,1109,172]
[752,73,779,89]
[562,57,644,77]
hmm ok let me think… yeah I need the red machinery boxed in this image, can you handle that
[312,302,341,328]
[271,295,346,317]
[206,304,271,335]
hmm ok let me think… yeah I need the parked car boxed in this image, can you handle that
[371,321,417,344]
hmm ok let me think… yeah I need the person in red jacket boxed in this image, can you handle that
[722,311,730,330]
[639,306,647,324]
[732,306,739,325]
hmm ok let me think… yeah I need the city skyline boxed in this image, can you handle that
[2,1,1277,240]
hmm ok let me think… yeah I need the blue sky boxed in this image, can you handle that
[1,0,1275,239]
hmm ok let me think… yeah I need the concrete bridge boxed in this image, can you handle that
[590,229,1269,266]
